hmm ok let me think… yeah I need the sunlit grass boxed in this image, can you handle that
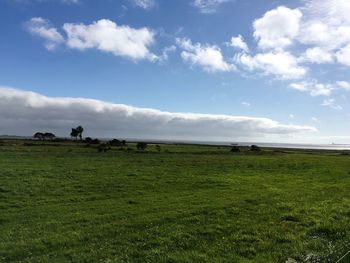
[0,140,350,262]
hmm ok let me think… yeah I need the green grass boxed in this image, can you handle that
[1,140,350,262]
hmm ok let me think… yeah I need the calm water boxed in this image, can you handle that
[138,139,350,151]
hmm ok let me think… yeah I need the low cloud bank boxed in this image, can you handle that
[0,87,317,140]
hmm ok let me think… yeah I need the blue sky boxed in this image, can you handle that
[0,0,350,143]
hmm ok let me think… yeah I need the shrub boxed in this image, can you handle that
[230,146,241,152]
[109,139,122,147]
[84,137,93,143]
[98,143,111,152]
[136,142,147,151]
[250,145,261,151]
[155,145,161,152]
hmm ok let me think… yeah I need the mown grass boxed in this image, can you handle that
[0,140,350,262]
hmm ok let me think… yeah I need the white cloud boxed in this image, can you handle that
[310,84,333,97]
[25,17,64,50]
[299,0,350,65]
[63,19,158,61]
[337,81,350,91]
[230,35,249,52]
[302,47,334,64]
[237,51,306,79]
[0,87,317,140]
[131,0,156,10]
[192,0,232,14]
[253,6,302,50]
[289,81,333,97]
[336,44,350,66]
[177,38,236,72]
[157,45,177,63]
[241,101,250,107]
[322,98,342,111]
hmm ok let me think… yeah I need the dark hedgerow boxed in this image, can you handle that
[250,145,261,151]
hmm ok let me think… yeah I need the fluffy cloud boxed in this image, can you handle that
[231,0,350,98]
[337,81,350,91]
[253,6,302,50]
[302,47,334,64]
[289,81,333,97]
[247,0,350,71]
[301,0,350,50]
[0,87,316,140]
[230,35,249,52]
[25,17,64,50]
[335,45,350,66]
[299,0,350,67]
[192,0,232,13]
[63,19,158,61]
[177,38,236,72]
[25,18,159,61]
[131,0,156,10]
[237,51,306,80]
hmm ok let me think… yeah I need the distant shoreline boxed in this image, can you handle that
[1,135,350,151]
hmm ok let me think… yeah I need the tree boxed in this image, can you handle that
[33,132,44,140]
[76,126,84,140]
[70,128,79,140]
[44,132,56,140]
[136,142,147,151]
[70,126,84,140]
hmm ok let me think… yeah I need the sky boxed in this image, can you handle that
[0,0,350,143]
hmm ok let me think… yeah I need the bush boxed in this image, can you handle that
[155,145,161,152]
[250,145,261,151]
[109,139,122,147]
[230,146,241,152]
[85,137,100,145]
[136,142,147,151]
[98,143,111,152]
[84,137,93,143]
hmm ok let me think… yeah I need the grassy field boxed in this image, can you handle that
[1,139,350,262]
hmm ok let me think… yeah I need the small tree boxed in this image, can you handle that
[250,145,261,151]
[109,139,122,147]
[70,128,79,140]
[44,132,56,140]
[76,126,84,140]
[136,142,147,151]
[34,132,44,140]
